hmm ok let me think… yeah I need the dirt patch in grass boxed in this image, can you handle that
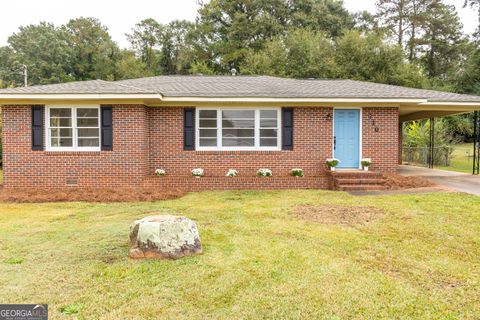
[384,174,436,190]
[0,186,185,203]
[293,205,385,226]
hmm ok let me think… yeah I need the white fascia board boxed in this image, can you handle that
[160,96,428,104]
[0,93,163,100]
[419,101,480,107]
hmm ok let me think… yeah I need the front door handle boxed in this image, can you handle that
[334,136,336,150]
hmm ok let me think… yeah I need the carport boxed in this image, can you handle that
[399,102,480,175]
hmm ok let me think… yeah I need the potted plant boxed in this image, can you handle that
[154,168,166,176]
[291,168,304,177]
[325,158,340,171]
[226,169,238,177]
[257,168,273,177]
[191,168,204,178]
[361,158,372,171]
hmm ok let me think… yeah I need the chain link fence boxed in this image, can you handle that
[402,145,455,167]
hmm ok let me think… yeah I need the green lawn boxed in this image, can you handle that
[437,143,476,174]
[1,190,479,319]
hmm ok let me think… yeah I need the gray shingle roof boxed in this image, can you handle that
[1,75,479,102]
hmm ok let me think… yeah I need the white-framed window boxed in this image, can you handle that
[46,105,101,151]
[196,108,281,150]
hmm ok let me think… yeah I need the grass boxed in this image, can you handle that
[437,143,475,174]
[0,190,479,319]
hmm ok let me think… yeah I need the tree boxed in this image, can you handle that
[158,20,196,74]
[196,0,353,72]
[7,22,75,85]
[335,30,424,86]
[126,18,163,72]
[66,17,120,80]
[418,1,466,79]
[114,50,152,80]
[376,0,411,46]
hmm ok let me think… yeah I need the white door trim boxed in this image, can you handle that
[332,107,363,169]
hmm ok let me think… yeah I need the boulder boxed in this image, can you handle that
[129,215,202,260]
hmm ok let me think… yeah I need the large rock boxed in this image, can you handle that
[129,215,202,260]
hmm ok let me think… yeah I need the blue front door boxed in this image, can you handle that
[334,109,360,168]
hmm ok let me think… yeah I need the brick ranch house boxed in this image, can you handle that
[1,76,479,191]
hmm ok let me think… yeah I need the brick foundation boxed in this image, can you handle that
[2,105,399,190]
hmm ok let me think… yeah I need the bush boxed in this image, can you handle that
[257,168,272,177]
[155,168,166,176]
[291,168,304,177]
[325,158,340,168]
[192,168,204,177]
[226,169,238,177]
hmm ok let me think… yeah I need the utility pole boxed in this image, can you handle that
[22,64,28,87]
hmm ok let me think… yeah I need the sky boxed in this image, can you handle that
[0,0,477,49]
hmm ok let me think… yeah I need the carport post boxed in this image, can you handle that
[428,118,435,169]
[474,111,480,175]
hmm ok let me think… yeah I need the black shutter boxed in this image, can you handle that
[101,105,113,151]
[32,105,44,151]
[184,108,195,150]
[282,107,294,150]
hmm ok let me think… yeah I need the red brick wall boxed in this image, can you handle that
[2,105,149,188]
[148,107,333,178]
[1,105,399,189]
[362,107,399,173]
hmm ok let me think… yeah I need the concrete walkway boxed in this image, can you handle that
[398,165,480,196]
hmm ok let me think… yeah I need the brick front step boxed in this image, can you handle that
[329,170,387,191]
[330,171,384,179]
[338,185,387,191]
[334,178,386,186]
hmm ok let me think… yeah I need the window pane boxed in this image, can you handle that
[199,129,217,138]
[260,110,277,118]
[50,128,72,138]
[222,138,255,147]
[77,108,98,117]
[78,128,99,137]
[260,129,278,138]
[260,119,277,127]
[50,108,71,117]
[199,138,217,147]
[222,110,254,119]
[222,119,254,128]
[199,110,217,118]
[51,137,73,147]
[199,119,217,128]
[50,118,72,127]
[222,129,254,138]
[260,138,278,147]
[77,118,99,127]
[78,138,100,147]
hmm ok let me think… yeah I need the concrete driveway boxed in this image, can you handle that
[398,165,480,196]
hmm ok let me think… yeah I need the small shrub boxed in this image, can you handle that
[60,303,82,315]
[325,158,340,168]
[4,257,23,265]
[155,168,166,176]
[192,168,204,177]
[291,168,304,177]
[361,158,372,167]
[257,168,273,177]
[226,169,238,177]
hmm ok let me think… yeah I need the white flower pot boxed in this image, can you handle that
[330,167,336,171]
[364,167,369,171]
